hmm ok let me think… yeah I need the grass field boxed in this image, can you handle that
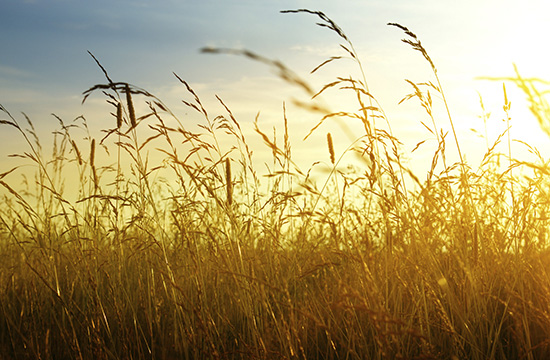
[2,9,550,359]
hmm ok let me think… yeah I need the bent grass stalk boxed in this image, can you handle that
[389,22,480,262]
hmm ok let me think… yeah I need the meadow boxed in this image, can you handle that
[2,9,550,359]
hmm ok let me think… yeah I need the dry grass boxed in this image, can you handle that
[1,9,550,360]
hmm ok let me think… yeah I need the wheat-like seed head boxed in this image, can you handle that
[327,132,335,165]
[125,84,136,129]
[72,140,82,166]
[90,139,95,168]
[90,138,98,189]
[116,102,123,129]
[225,157,233,206]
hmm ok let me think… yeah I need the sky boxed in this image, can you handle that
[2,0,550,179]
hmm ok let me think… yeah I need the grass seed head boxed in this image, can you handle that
[72,140,82,166]
[116,101,123,129]
[327,132,335,165]
[225,157,233,206]
[125,84,136,129]
[90,138,95,168]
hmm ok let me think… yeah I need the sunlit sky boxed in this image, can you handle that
[2,0,550,177]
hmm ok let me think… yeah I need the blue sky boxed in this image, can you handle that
[2,0,550,173]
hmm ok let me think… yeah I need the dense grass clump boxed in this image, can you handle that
[2,9,550,360]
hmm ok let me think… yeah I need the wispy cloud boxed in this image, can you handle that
[0,64,33,79]
[289,44,342,58]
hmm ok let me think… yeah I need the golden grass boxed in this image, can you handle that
[1,9,550,360]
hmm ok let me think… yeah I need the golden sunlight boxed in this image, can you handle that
[3,4,550,359]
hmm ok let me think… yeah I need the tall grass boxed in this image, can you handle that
[2,9,550,359]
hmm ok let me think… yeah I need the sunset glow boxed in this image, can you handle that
[2,2,550,359]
